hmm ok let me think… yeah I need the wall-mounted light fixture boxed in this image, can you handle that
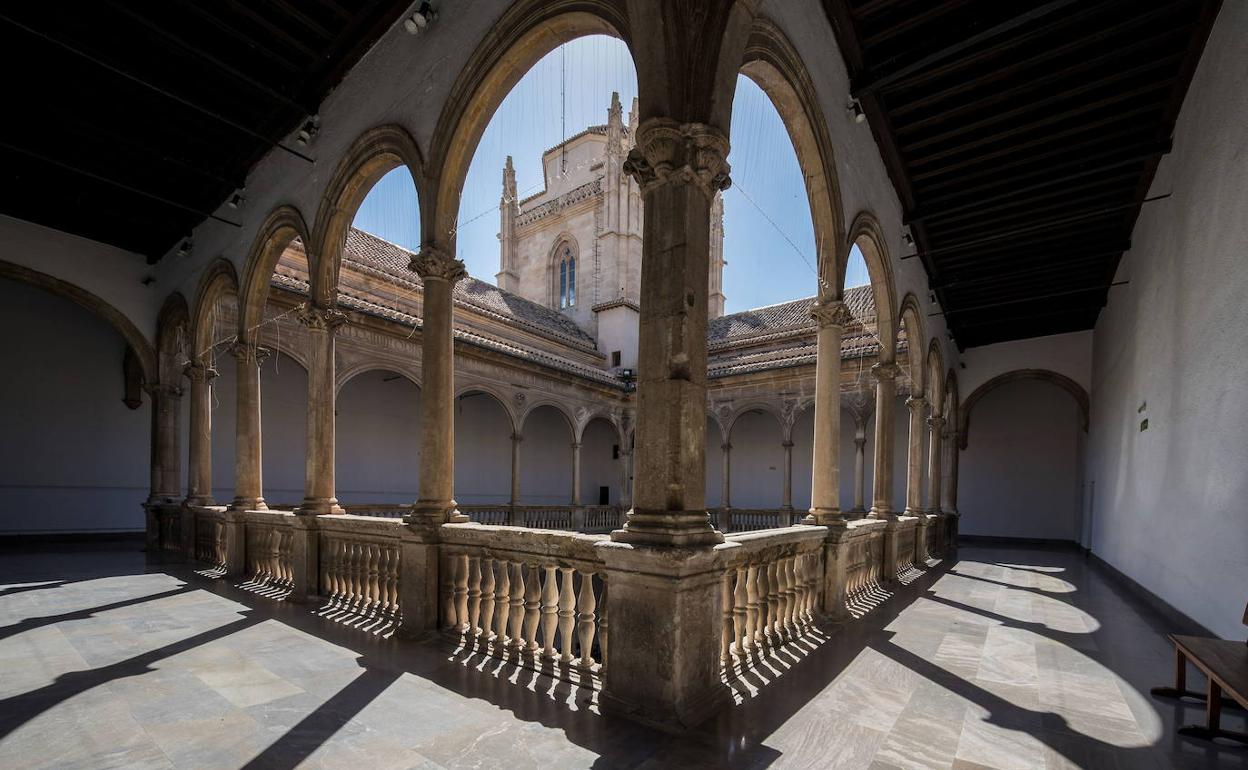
[902,225,914,248]
[176,238,193,258]
[847,98,866,123]
[403,2,437,34]
[296,116,319,146]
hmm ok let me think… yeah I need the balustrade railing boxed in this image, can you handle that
[718,527,827,671]
[440,524,608,682]
[459,505,510,525]
[244,516,294,588]
[845,525,884,600]
[194,509,226,568]
[316,515,405,617]
[708,508,803,533]
[340,503,409,519]
[895,524,916,575]
[581,505,622,533]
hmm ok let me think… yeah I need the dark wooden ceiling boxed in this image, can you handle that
[0,2,409,263]
[824,0,1222,348]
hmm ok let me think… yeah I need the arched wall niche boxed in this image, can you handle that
[191,258,240,364]
[897,291,926,395]
[848,212,898,364]
[0,259,156,383]
[309,125,425,307]
[740,18,844,296]
[960,369,1090,450]
[238,206,312,344]
[427,3,631,253]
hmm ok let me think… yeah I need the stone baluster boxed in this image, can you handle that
[495,560,511,644]
[755,562,771,648]
[598,577,609,669]
[766,561,781,639]
[467,556,483,636]
[577,573,596,667]
[453,554,469,631]
[557,567,576,663]
[731,565,748,657]
[480,558,496,639]
[523,564,541,653]
[782,557,798,635]
[719,572,734,664]
[744,564,760,652]
[508,563,525,652]
[540,565,559,658]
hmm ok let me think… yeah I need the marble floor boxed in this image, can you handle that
[0,541,1242,769]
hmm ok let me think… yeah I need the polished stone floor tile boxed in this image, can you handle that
[0,542,1244,769]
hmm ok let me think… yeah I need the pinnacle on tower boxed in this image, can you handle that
[501,155,516,205]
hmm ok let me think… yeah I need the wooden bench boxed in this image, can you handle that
[1151,602,1248,745]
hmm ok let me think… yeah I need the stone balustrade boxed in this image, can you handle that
[316,515,405,617]
[844,521,887,601]
[244,512,295,589]
[708,508,805,533]
[717,526,827,669]
[439,523,609,683]
[193,508,227,569]
[339,503,410,519]
[458,505,509,525]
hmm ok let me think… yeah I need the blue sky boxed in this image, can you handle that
[352,35,868,313]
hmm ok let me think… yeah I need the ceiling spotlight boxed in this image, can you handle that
[176,239,192,258]
[403,2,437,34]
[296,116,319,146]
[902,226,914,248]
[847,98,866,124]
[227,191,246,209]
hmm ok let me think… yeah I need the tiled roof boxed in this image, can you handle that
[707,284,877,343]
[341,229,597,349]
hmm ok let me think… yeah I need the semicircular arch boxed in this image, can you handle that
[960,369,1089,450]
[239,206,312,342]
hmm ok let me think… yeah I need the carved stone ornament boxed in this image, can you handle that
[623,118,731,197]
[296,303,347,332]
[143,382,183,399]
[229,340,271,366]
[409,245,467,283]
[906,395,928,411]
[513,391,526,407]
[810,299,857,330]
[927,414,946,429]
[871,361,902,381]
[183,361,218,383]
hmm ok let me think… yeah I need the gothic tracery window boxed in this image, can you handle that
[557,244,576,308]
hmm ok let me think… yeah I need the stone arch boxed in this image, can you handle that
[156,292,190,387]
[575,410,622,445]
[336,366,423,504]
[960,369,1090,450]
[310,125,425,307]
[726,401,785,440]
[336,362,421,395]
[547,233,581,309]
[0,259,156,382]
[898,292,926,395]
[426,2,631,252]
[706,409,729,447]
[238,206,312,344]
[519,399,577,441]
[926,338,946,415]
[848,212,899,364]
[741,18,844,296]
[455,385,518,435]
[945,367,960,425]
[191,258,240,365]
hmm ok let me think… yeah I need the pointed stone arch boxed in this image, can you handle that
[897,292,926,395]
[190,257,240,364]
[239,206,312,343]
[848,212,899,364]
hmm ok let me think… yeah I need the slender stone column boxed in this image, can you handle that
[903,395,927,517]
[720,442,732,509]
[617,446,632,511]
[869,362,900,518]
[297,304,346,515]
[941,427,958,513]
[571,441,583,505]
[406,246,467,525]
[807,300,853,524]
[781,440,794,511]
[184,361,217,505]
[509,433,522,507]
[148,383,183,504]
[611,119,727,547]
[852,435,867,513]
[230,341,269,511]
[926,415,945,515]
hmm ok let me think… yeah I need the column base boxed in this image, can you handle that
[184,495,216,508]
[804,507,848,527]
[403,500,467,526]
[611,509,724,546]
[296,497,344,516]
[230,497,267,512]
[869,505,895,520]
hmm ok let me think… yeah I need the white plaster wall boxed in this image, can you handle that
[596,306,639,370]
[788,406,875,513]
[0,281,150,533]
[454,392,512,505]
[519,405,574,504]
[959,380,1083,541]
[706,417,726,507]
[579,418,619,505]
[728,410,785,508]
[959,331,1093,397]
[1085,3,1248,639]
[260,353,308,507]
[336,370,422,503]
[211,353,238,504]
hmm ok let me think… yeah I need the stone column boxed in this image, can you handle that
[399,246,466,637]
[869,362,900,518]
[781,440,794,512]
[720,443,732,510]
[152,384,184,504]
[184,361,217,506]
[903,395,927,517]
[405,246,467,526]
[297,304,346,515]
[852,434,867,514]
[571,441,583,506]
[611,119,727,548]
[941,427,958,514]
[509,432,522,509]
[807,300,853,524]
[926,415,945,515]
[618,445,632,513]
[229,341,269,511]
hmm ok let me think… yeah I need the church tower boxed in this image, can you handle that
[496,155,519,292]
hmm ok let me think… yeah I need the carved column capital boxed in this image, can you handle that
[810,299,856,329]
[229,341,271,367]
[623,118,731,198]
[409,245,466,284]
[872,361,902,382]
[927,415,947,430]
[296,303,347,333]
[854,436,868,448]
[183,361,218,383]
[511,432,523,443]
[721,442,733,453]
[906,395,928,412]
[781,440,794,449]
